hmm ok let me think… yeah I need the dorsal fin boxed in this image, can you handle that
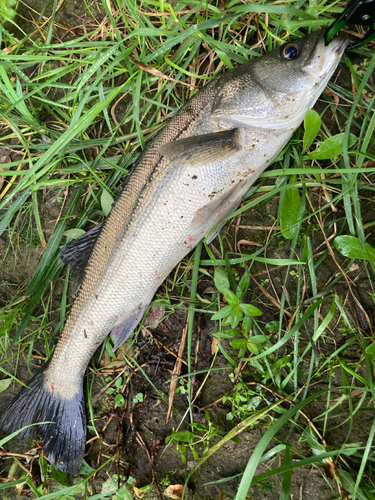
[59,222,104,290]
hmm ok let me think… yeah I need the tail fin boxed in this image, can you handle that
[0,367,86,475]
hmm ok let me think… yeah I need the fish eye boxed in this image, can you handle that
[282,44,299,59]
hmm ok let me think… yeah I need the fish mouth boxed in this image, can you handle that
[312,32,349,87]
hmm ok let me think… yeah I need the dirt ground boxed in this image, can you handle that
[1,1,374,499]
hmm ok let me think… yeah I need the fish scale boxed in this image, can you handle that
[0,30,348,474]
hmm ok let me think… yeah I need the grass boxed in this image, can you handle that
[0,0,375,498]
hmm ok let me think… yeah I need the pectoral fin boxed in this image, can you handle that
[159,128,241,166]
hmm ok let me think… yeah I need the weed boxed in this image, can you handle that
[166,411,236,463]
[105,375,128,408]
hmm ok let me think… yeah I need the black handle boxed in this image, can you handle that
[325,0,375,50]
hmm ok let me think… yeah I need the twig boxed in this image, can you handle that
[250,273,292,318]
[190,315,201,399]
[167,312,189,421]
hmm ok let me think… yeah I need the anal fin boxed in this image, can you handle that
[205,220,228,244]
[111,305,149,351]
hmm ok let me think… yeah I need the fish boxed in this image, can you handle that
[0,30,348,474]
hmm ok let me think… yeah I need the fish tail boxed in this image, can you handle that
[0,366,86,475]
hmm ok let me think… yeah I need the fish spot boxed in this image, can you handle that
[192,175,197,180]
[95,294,98,299]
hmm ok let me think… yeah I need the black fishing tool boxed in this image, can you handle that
[325,0,375,50]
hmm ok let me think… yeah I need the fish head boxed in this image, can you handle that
[210,31,348,131]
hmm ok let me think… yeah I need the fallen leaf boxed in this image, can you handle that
[0,155,11,165]
[133,483,153,498]
[143,306,166,329]
[0,378,12,393]
[165,484,193,499]
[211,337,219,355]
